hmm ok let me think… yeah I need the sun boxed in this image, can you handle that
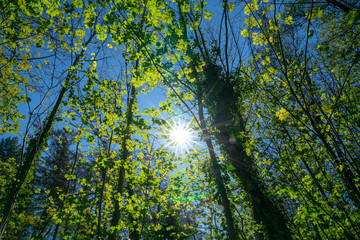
[166,120,195,153]
[170,123,192,145]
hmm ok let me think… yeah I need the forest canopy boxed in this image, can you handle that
[0,0,359,239]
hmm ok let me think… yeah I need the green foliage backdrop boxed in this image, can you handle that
[0,0,359,239]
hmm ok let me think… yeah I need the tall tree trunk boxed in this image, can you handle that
[0,29,95,237]
[109,85,137,240]
[52,138,82,240]
[194,66,238,239]
[126,183,141,240]
[176,4,239,236]
[0,61,80,238]
[95,167,107,239]
[208,69,293,240]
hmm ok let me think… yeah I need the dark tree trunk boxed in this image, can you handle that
[209,69,293,240]
[194,67,239,239]
[0,86,68,238]
[0,33,94,238]
[109,85,137,240]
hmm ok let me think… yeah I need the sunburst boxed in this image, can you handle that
[165,120,196,154]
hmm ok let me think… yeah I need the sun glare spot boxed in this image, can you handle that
[166,120,195,154]
[170,124,192,145]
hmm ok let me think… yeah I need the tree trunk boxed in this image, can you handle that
[109,85,137,240]
[127,185,141,240]
[210,71,293,240]
[0,86,68,238]
[0,31,94,238]
[195,67,238,239]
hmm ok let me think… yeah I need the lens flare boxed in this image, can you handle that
[166,120,195,153]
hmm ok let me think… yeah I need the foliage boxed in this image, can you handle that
[0,0,359,239]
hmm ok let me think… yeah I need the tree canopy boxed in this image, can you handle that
[0,0,359,239]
